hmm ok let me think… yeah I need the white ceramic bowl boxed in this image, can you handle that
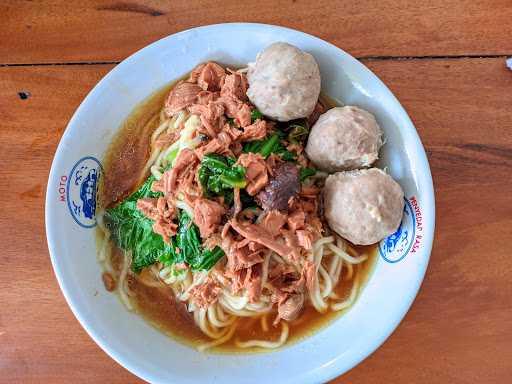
[46,23,435,384]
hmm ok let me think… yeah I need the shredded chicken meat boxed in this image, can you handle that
[130,61,335,323]
[236,153,268,196]
[189,278,222,309]
[193,198,226,238]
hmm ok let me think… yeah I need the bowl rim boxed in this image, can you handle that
[45,22,435,384]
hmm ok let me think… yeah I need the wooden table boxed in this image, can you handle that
[1,1,511,382]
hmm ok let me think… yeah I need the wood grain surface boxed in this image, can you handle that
[1,2,512,383]
[2,0,512,63]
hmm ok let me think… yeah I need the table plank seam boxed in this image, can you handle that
[2,54,511,67]
[0,61,121,67]
[359,53,511,62]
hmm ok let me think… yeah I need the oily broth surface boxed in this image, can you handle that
[99,78,378,352]
[99,82,174,209]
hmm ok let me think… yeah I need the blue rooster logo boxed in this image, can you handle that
[66,157,102,228]
[79,168,98,219]
[378,198,415,263]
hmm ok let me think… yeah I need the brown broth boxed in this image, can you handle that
[217,247,377,353]
[109,247,207,346]
[99,83,175,209]
[98,78,378,353]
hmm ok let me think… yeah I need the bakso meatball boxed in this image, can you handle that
[305,106,382,172]
[247,42,321,122]
[323,168,404,245]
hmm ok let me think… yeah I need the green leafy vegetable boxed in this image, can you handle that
[300,167,317,182]
[159,211,225,271]
[199,154,247,199]
[104,176,173,273]
[132,174,161,200]
[250,109,263,122]
[259,134,280,158]
[105,176,225,272]
[242,139,265,155]
[280,150,296,161]
[156,236,180,266]
[243,134,279,158]
[175,211,202,265]
[288,120,309,144]
[243,132,295,160]
[193,246,225,271]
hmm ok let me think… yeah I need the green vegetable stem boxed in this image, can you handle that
[300,167,317,182]
[243,132,295,160]
[250,109,263,122]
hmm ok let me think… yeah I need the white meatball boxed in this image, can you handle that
[247,42,321,122]
[324,168,404,245]
[305,106,382,172]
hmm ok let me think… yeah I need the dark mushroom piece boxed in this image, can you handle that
[256,162,300,212]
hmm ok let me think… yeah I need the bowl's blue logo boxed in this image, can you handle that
[379,198,416,263]
[66,156,102,228]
